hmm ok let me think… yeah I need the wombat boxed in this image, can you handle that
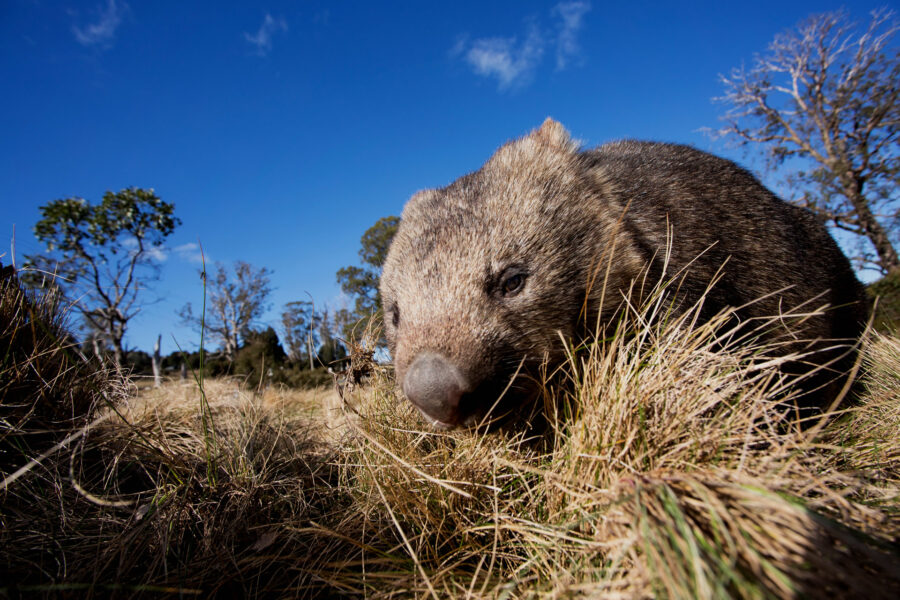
[380,119,867,428]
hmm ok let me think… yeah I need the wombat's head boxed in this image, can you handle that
[381,119,621,428]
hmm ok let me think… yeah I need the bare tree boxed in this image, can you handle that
[151,334,162,388]
[314,308,347,367]
[716,8,900,275]
[281,300,315,365]
[25,188,180,365]
[180,261,273,361]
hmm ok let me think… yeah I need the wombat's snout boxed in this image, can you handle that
[402,352,469,427]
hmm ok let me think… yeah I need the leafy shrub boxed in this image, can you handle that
[277,366,333,389]
[869,269,900,332]
[232,327,286,384]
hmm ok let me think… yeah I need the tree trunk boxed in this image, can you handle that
[844,180,900,274]
[865,218,900,275]
[112,340,123,367]
[109,318,125,367]
[151,334,162,388]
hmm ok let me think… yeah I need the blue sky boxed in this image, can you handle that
[1,0,885,355]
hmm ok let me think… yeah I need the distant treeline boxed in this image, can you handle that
[123,325,344,389]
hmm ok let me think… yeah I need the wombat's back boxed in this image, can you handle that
[589,141,867,396]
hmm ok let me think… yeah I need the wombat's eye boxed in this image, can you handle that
[389,305,400,328]
[500,272,527,297]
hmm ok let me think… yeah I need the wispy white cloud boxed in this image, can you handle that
[554,1,591,69]
[144,246,168,262]
[455,26,544,91]
[72,0,127,48]
[118,240,205,264]
[122,237,168,262]
[453,2,590,91]
[173,243,205,264]
[244,13,288,57]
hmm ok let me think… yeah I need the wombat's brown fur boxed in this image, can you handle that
[380,119,867,428]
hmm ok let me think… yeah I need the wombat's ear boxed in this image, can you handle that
[401,189,437,220]
[531,118,576,152]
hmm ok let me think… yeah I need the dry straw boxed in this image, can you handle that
[1,267,898,598]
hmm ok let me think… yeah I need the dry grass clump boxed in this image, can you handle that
[0,269,111,473]
[2,268,899,598]
[337,297,900,598]
[1,376,359,596]
[816,333,900,527]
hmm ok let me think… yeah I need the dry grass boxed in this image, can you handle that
[336,301,900,599]
[2,272,899,598]
[0,272,112,467]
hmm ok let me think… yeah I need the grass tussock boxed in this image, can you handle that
[1,270,899,598]
[339,299,900,598]
[1,269,114,475]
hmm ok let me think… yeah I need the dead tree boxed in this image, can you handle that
[716,9,900,274]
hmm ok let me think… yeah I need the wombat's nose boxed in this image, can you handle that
[403,353,467,427]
